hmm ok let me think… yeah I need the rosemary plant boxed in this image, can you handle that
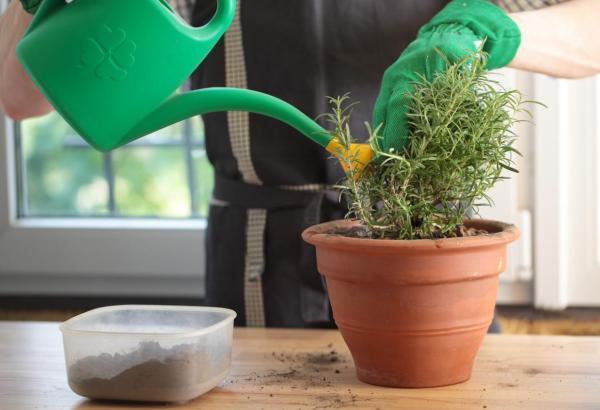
[326,54,531,240]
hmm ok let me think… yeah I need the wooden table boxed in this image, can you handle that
[1,322,599,409]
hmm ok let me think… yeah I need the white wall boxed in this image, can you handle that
[533,74,600,309]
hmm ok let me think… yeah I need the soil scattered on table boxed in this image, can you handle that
[233,348,345,388]
[498,382,518,388]
[227,343,373,409]
[524,367,542,376]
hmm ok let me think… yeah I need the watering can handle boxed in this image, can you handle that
[25,0,236,41]
[194,0,237,41]
[24,0,64,34]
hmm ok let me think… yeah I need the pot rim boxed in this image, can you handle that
[302,218,519,252]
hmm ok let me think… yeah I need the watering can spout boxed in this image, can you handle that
[127,88,373,175]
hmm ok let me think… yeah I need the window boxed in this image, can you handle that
[17,111,212,218]
[1,111,209,298]
[0,0,208,301]
[0,0,209,296]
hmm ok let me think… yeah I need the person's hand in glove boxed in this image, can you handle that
[373,0,521,153]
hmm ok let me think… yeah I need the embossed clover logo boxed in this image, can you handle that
[81,26,136,81]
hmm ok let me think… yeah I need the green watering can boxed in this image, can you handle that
[16,0,373,173]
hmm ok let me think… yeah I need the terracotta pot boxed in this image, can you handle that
[302,219,519,388]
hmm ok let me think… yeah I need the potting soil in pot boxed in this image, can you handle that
[68,341,226,402]
[332,224,488,239]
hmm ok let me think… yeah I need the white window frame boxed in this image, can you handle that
[0,113,207,298]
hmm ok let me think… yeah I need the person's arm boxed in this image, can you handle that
[508,0,600,78]
[0,0,52,120]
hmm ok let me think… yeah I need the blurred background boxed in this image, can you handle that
[17,110,211,219]
[1,0,600,335]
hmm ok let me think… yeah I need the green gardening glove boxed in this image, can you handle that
[373,0,521,153]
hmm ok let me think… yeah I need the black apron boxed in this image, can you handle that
[191,0,449,327]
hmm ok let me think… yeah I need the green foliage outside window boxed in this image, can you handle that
[19,112,212,218]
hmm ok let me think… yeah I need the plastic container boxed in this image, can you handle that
[60,305,236,402]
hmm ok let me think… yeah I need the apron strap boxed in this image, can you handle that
[220,0,328,327]
[223,0,266,327]
[214,173,321,209]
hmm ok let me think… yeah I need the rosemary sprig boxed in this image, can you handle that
[327,53,535,240]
